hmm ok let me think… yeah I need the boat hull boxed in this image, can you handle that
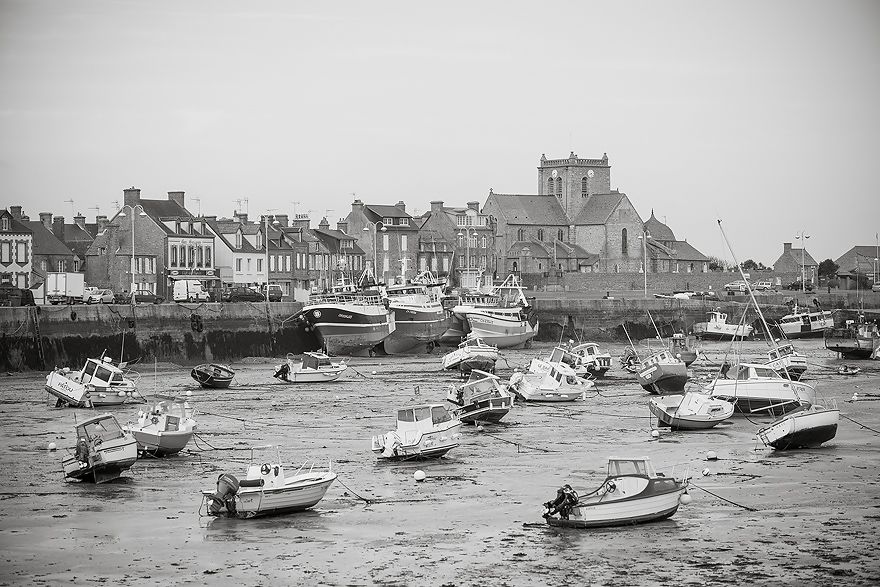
[457,397,513,424]
[62,438,138,483]
[709,378,815,417]
[638,363,689,395]
[191,365,234,389]
[548,485,685,529]
[648,395,734,430]
[203,473,337,519]
[129,429,194,456]
[758,408,839,450]
[371,424,462,460]
[381,305,451,354]
[301,303,395,356]
[693,324,754,340]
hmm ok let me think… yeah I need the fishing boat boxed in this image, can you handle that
[620,347,641,373]
[441,334,500,375]
[670,333,698,366]
[837,365,861,376]
[273,352,347,383]
[648,392,734,430]
[636,349,688,395]
[693,311,754,341]
[447,369,514,424]
[776,303,834,338]
[190,363,235,388]
[570,342,612,377]
[543,457,690,528]
[757,402,839,450]
[125,395,197,456]
[508,363,590,402]
[381,272,451,354]
[765,342,808,381]
[202,445,337,518]
[824,315,880,359]
[370,404,462,460]
[449,274,538,349]
[45,353,140,408]
[62,413,139,483]
[706,362,815,417]
[298,275,396,356]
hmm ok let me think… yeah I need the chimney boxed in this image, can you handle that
[275,214,289,227]
[234,211,249,224]
[395,201,406,213]
[203,215,217,222]
[96,215,109,233]
[467,201,480,212]
[9,206,23,219]
[318,217,330,230]
[292,214,310,229]
[351,198,364,210]
[430,200,444,214]
[53,216,66,241]
[74,213,86,229]
[783,242,792,253]
[123,187,141,207]
[337,219,348,234]
[39,212,53,229]
[168,191,185,209]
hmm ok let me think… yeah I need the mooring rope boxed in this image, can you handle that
[840,414,880,435]
[480,431,556,453]
[689,482,758,512]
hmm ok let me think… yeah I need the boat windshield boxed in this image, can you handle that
[431,406,451,424]
[397,409,415,422]
[79,418,125,443]
[608,459,649,477]
[83,360,116,385]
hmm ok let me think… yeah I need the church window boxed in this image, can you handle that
[512,261,518,272]
[517,228,525,241]
[480,236,487,249]
[547,177,554,195]
[582,177,588,197]
[537,229,544,241]
[555,177,562,195]
[557,229,564,241]
[621,228,628,255]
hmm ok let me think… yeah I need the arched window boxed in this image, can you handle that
[582,176,588,197]
[517,228,525,241]
[537,229,544,241]
[557,229,564,242]
[512,261,518,272]
[555,177,562,195]
[480,236,487,248]
[547,177,554,195]
[621,228,628,255]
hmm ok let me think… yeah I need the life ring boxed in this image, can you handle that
[151,416,159,425]
[606,480,616,493]
[260,463,271,475]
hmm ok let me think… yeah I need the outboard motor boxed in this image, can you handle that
[208,473,240,516]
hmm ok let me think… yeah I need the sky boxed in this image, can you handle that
[1,0,878,266]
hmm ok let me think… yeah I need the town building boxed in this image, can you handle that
[643,212,710,274]
[417,201,491,289]
[345,199,419,285]
[60,213,101,273]
[835,244,880,279]
[20,213,79,286]
[0,208,33,288]
[311,217,367,289]
[204,215,263,290]
[772,242,818,284]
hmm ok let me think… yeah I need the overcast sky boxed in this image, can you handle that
[1,0,878,265]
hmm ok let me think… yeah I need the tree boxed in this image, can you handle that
[740,259,759,271]
[818,259,839,279]
[707,256,726,271]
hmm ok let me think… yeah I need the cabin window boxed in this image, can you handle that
[94,365,113,382]
[431,406,451,424]
[82,418,124,442]
[736,367,751,380]
[397,409,415,423]
[609,460,647,476]
[754,367,777,378]
[414,406,432,421]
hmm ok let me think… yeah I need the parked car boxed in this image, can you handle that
[689,290,720,301]
[872,282,880,293]
[115,290,164,304]
[85,288,115,304]
[223,287,265,302]
[82,286,100,303]
[784,280,814,291]
[173,279,209,303]
[754,280,774,291]
[262,283,283,302]
[723,280,747,292]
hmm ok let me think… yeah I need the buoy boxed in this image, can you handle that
[371,371,377,375]
[334,395,340,400]
[651,429,660,438]
[679,492,692,505]
[414,470,426,482]
[271,400,278,408]
[477,425,485,433]
[706,451,718,461]
[852,393,859,401]
[48,442,57,451]
[117,391,126,397]
[701,468,711,476]
[186,390,192,396]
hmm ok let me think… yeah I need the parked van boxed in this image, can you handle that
[173,279,209,302]
[262,283,283,302]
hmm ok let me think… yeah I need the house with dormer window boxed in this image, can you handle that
[416,200,493,288]
[0,208,33,288]
[345,199,419,284]
[204,214,263,288]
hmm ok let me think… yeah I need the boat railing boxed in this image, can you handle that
[307,293,384,305]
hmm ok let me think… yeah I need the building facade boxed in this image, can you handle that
[345,199,419,284]
[0,208,33,288]
[417,201,493,288]
[772,242,817,283]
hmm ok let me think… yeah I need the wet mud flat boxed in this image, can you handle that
[1,339,879,585]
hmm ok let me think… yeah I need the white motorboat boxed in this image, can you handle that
[450,274,538,349]
[62,413,138,483]
[442,334,500,375]
[447,369,514,424]
[273,352,347,383]
[765,342,808,381]
[693,311,754,341]
[757,402,839,450]
[125,395,197,456]
[543,457,690,528]
[46,353,141,408]
[570,342,612,377]
[669,333,698,366]
[371,404,462,460]
[202,446,337,518]
[636,349,688,395]
[706,362,816,417]
[648,392,735,430]
[776,303,834,339]
[508,362,591,402]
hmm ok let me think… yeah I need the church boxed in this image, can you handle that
[483,152,709,277]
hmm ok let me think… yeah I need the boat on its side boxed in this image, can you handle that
[570,342,612,377]
[706,363,816,417]
[543,457,689,528]
[125,395,197,456]
[837,365,861,376]
[62,414,138,483]
[191,363,235,388]
[824,316,880,359]
[371,404,462,460]
[648,392,734,430]
[202,446,336,518]
[636,349,688,395]
[757,403,839,450]
[670,333,698,366]
[693,311,754,341]
[765,342,807,381]
[447,369,514,424]
[442,335,500,375]
[46,353,140,408]
[776,304,834,339]
[508,363,591,402]
[273,352,346,383]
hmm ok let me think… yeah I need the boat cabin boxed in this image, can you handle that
[706,311,728,324]
[460,370,503,403]
[302,352,334,370]
[768,343,796,361]
[396,404,454,434]
[78,357,128,388]
[461,335,490,348]
[77,414,126,445]
[730,364,783,381]
[606,457,658,479]
[541,364,581,387]
[642,350,675,367]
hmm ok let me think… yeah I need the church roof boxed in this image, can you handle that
[644,211,676,241]
[571,193,625,225]
[487,194,568,226]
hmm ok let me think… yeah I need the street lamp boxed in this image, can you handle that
[795,230,810,292]
[637,231,651,299]
[457,226,478,289]
[117,204,147,305]
[263,211,279,293]
[363,221,386,282]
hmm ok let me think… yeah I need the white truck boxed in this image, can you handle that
[46,272,85,305]
[173,279,209,302]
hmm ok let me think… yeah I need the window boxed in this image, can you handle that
[170,246,177,267]
[469,235,477,248]
[398,218,407,226]
[257,258,263,273]
[73,259,80,271]
[401,235,408,251]
[197,247,204,267]
[235,232,242,249]
[236,258,242,272]
[480,255,487,268]
[247,258,252,272]
[420,257,428,271]
[458,256,465,268]
[0,217,9,231]
[547,177,554,195]
[582,176,588,197]
[556,177,562,195]
[285,256,290,272]
[383,257,389,273]
[383,234,389,251]
[205,247,211,267]
[57,260,65,271]
[517,228,525,241]
[537,229,544,241]
[189,246,196,267]
[442,257,449,271]
[480,236,487,249]
[558,229,564,242]
[622,228,628,255]
[383,217,394,225]
[16,242,26,264]
[40,260,47,272]
[270,255,276,271]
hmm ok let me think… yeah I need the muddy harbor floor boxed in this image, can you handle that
[1,339,879,586]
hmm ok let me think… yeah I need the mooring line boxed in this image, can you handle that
[689,482,758,512]
[840,414,880,435]
[480,431,556,453]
